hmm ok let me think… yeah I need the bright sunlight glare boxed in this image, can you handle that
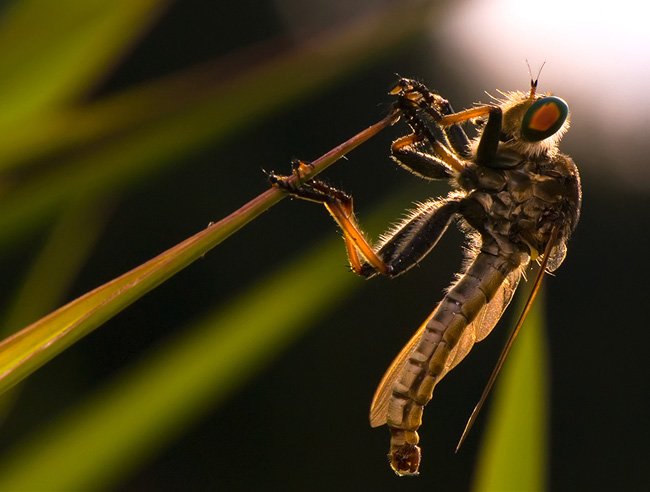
[441,0,649,118]
[432,0,650,186]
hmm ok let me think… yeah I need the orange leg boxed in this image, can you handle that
[391,78,502,168]
[391,110,467,174]
[389,79,482,174]
[438,105,493,125]
[269,163,388,275]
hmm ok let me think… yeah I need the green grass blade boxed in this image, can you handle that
[0,114,392,395]
[0,190,278,394]
[0,230,359,491]
[0,197,112,422]
[2,196,113,336]
[0,0,437,250]
[472,289,549,492]
[0,0,436,172]
[0,0,167,126]
[0,187,413,490]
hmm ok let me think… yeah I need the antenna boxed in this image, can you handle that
[526,59,546,97]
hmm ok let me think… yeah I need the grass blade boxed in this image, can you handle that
[0,229,359,490]
[0,0,167,126]
[0,0,437,250]
[0,114,393,394]
[2,196,113,336]
[472,289,549,491]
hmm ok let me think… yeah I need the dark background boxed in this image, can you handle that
[0,1,648,490]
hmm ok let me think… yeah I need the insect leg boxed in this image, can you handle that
[359,199,460,278]
[391,96,475,178]
[390,133,453,180]
[269,162,389,275]
[439,100,471,158]
[390,78,471,155]
[390,79,467,174]
[391,77,510,164]
[438,104,503,166]
[394,77,501,165]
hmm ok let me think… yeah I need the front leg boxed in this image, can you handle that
[390,133,453,180]
[391,78,471,157]
[436,101,502,167]
[389,78,469,176]
[392,77,504,168]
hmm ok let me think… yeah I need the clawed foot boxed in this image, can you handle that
[267,158,315,192]
[389,77,449,121]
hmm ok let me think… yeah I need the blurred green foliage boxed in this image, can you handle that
[0,1,548,490]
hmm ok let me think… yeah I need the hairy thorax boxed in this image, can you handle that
[457,148,581,270]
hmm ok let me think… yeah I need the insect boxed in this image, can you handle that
[269,74,581,475]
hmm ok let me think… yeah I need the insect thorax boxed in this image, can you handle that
[457,150,581,269]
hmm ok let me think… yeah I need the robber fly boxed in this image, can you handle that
[269,75,581,476]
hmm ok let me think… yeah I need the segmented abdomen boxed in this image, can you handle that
[382,250,522,475]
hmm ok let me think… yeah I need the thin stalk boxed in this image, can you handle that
[0,110,397,394]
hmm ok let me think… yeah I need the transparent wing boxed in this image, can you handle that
[443,269,521,375]
[369,269,521,427]
[369,313,432,427]
[455,228,560,451]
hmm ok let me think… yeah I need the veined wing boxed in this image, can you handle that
[444,269,521,374]
[369,311,434,428]
[369,269,521,428]
[455,226,561,451]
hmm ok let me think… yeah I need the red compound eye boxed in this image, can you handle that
[521,96,568,142]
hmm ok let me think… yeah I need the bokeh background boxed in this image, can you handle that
[0,0,647,490]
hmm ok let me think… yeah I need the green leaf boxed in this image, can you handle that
[0,197,112,422]
[0,185,416,490]
[472,289,549,492]
[0,0,436,249]
[0,232,359,491]
[1,196,113,335]
[0,0,167,126]
[0,114,392,395]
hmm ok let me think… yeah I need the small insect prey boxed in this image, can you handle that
[269,76,581,476]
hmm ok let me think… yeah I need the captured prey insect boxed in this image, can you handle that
[269,75,581,476]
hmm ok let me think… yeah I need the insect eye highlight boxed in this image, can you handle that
[521,96,569,142]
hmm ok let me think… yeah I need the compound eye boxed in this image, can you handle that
[521,96,569,142]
